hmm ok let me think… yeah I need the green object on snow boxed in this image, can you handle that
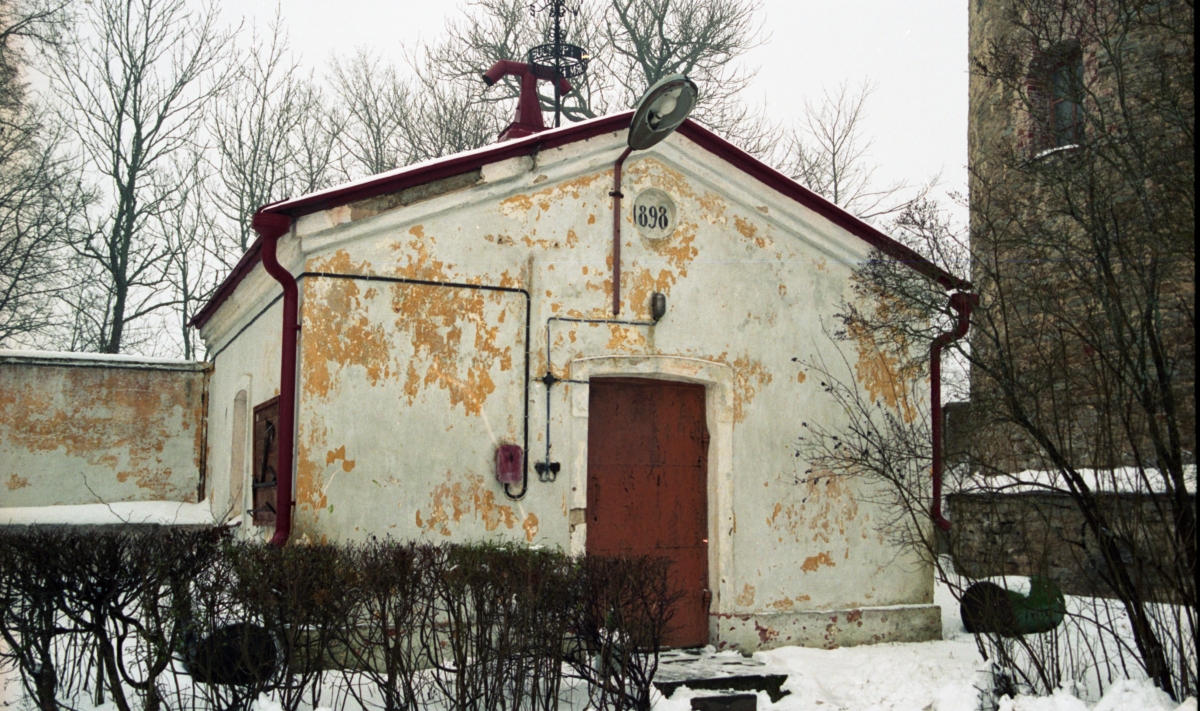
[1009,576,1066,634]
[961,576,1066,636]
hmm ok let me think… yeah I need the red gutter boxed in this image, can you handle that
[610,146,633,314]
[930,292,978,531]
[251,211,298,548]
[189,237,263,329]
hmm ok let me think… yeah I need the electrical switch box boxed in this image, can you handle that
[495,444,523,484]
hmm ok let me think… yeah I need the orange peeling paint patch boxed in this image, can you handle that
[6,473,29,490]
[391,282,514,416]
[604,323,648,351]
[624,157,727,223]
[623,266,680,320]
[522,227,580,250]
[325,445,357,472]
[733,215,772,250]
[801,552,836,572]
[797,371,807,384]
[416,473,519,537]
[767,502,782,526]
[718,353,773,423]
[647,227,699,276]
[301,275,393,401]
[761,472,862,546]
[499,172,607,221]
[296,417,330,512]
[846,309,920,422]
[0,366,204,501]
[735,584,756,607]
[523,513,539,542]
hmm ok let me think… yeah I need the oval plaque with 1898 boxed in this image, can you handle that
[631,188,676,241]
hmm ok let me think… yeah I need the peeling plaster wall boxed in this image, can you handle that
[200,129,938,649]
[0,353,209,507]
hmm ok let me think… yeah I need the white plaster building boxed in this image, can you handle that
[189,112,961,652]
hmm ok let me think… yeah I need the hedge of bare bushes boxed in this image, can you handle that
[0,528,680,711]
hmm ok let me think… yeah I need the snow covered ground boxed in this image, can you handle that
[1,569,1193,711]
[651,576,1192,710]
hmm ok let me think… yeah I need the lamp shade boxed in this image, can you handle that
[627,75,699,150]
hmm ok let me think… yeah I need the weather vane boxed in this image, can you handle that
[528,0,589,127]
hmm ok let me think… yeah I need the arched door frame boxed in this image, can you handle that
[566,355,736,618]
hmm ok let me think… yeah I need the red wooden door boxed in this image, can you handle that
[586,377,709,648]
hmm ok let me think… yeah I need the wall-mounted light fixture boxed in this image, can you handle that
[651,292,667,321]
[611,75,699,315]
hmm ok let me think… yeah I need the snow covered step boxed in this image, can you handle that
[653,648,788,702]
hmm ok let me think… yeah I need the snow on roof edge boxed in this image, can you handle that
[0,349,209,369]
[262,111,634,215]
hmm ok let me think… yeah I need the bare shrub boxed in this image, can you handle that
[224,540,351,711]
[331,540,438,711]
[566,555,680,711]
[0,532,681,710]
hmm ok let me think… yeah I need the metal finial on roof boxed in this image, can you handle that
[528,0,589,127]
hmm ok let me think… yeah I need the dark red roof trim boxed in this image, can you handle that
[190,236,265,328]
[191,112,967,329]
[675,121,969,292]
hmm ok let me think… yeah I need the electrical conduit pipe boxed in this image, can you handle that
[251,211,298,547]
[610,146,633,315]
[931,291,978,532]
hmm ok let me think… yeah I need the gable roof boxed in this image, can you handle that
[191,111,968,329]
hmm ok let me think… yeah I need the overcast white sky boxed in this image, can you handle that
[225,0,969,212]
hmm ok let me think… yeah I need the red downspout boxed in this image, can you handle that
[931,291,978,532]
[610,146,633,315]
[252,211,298,548]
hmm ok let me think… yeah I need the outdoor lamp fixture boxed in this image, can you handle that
[610,75,698,315]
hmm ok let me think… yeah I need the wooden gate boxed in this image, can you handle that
[586,377,710,648]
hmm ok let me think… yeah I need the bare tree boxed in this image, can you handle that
[327,48,409,179]
[783,81,932,221]
[44,0,233,353]
[0,0,88,347]
[422,0,611,124]
[399,52,506,163]
[797,0,1195,701]
[414,0,778,156]
[0,115,89,347]
[603,0,761,111]
[210,14,322,252]
[159,149,221,360]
